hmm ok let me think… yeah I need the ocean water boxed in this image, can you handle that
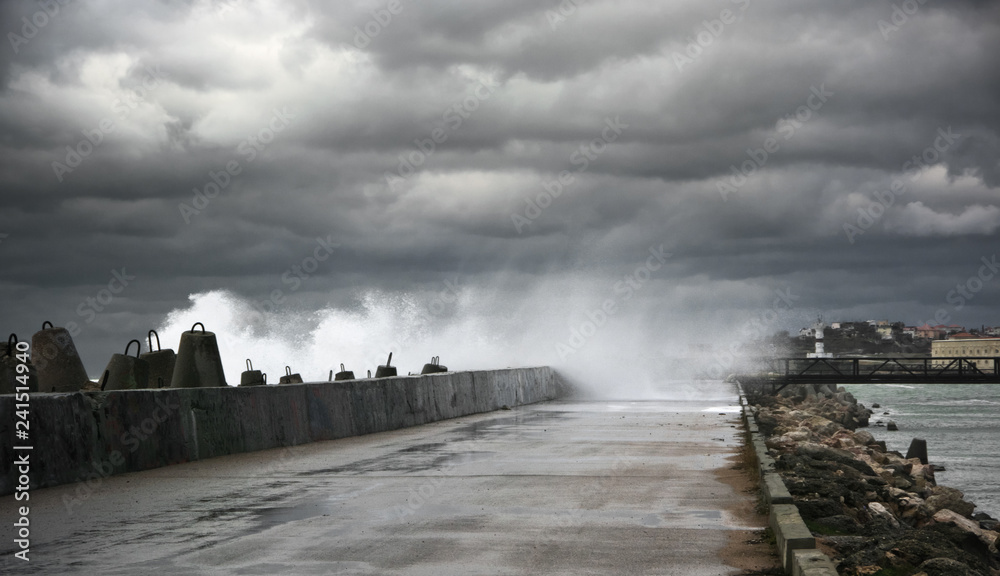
[843,384,1000,518]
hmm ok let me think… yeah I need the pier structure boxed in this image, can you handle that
[742,356,1000,393]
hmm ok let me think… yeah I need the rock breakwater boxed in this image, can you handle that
[749,382,1000,576]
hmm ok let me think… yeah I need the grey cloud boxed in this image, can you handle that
[2,0,1000,372]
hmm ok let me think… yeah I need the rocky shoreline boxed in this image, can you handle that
[749,382,1000,576]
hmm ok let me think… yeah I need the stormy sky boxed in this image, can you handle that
[2,0,999,390]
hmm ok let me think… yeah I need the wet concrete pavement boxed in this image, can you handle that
[2,381,754,575]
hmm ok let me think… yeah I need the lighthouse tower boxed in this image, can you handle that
[806,317,834,359]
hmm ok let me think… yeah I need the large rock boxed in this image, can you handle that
[887,531,986,572]
[816,383,837,398]
[800,415,844,437]
[899,495,935,524]
[869,501,901,529]
[756,410,780,436]
[796,497,844,520]
[796,441,855,463]
[766,434,798,451]
[917,557,980,576]
[926,486,976,518]
[933,509,999,552]
[787,427,812,442]
[813,514,863,535]
[853,430,876,446]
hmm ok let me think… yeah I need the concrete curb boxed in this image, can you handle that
[770,504,815,571]
[792,549,840,576]
[1,367,564,495]
[737,383,837,576]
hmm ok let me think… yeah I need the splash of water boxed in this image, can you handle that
[155,277,808,399]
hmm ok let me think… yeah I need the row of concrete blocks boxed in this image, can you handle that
[4,323,448,394]
[0,367,563,496]
[737,387,838,576]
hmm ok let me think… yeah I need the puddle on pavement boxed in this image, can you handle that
[255,501,334,528]
[398,442,447,453]
[532,400,740,414]
[632,509,725,528]
[298,413,554,477]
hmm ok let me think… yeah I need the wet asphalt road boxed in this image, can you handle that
[2,381,753,575]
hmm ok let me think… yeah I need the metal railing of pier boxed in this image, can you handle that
[744,356,1000,393]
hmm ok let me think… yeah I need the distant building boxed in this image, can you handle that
[915,324,947,340]
[902,326,917,337]
[876,320,889,327]
[934,324,965,335]
[947,332,980,340]
[932,337,1000,359]
[830,322,841,330]
[876,326,894,340]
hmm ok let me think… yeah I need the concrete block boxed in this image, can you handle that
[348,379,385,436]
[94,389,194,470]
[763,471,793,505]
[304,382,356,441]
[792,549,838,576]
[430,373,459,420]
[770,503,815,571]
[484,371,509,408]
[0,393,101,494]
[382,377,417,431]
[752,436,775,471]
[906,437,928,465]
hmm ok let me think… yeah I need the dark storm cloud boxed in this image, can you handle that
[1,0,999,370]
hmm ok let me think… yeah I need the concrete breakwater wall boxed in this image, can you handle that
[1,367,563,496]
